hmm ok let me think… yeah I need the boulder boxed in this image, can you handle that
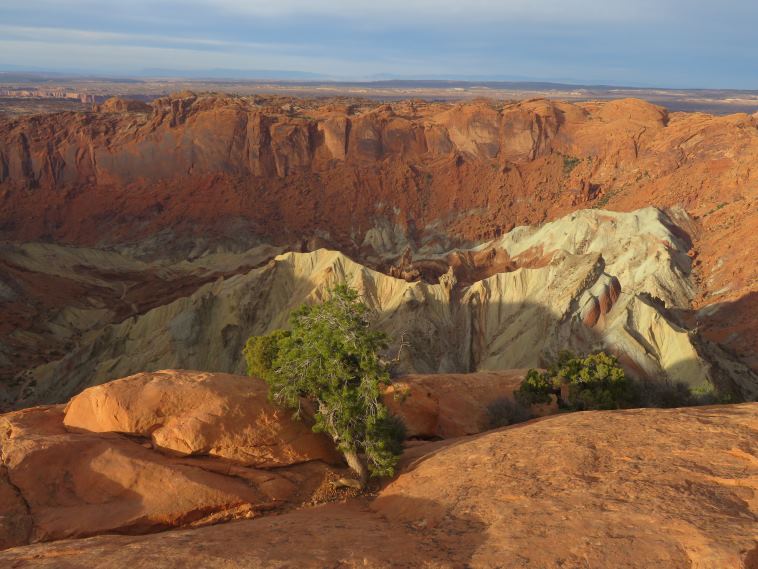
[63,370,340,467]
[0,385,342,548]
[0,405,297,544]
[384,370,551,438]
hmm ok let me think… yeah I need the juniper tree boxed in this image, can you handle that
[243,329,290,379]
[255,284,403,488]
[517,351,631,410]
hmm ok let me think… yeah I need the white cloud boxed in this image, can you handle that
[0,24,302,53]
[206,0,651,23]
[0,35,439,76]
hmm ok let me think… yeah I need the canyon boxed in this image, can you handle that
[0,93,757,566]
[0,93,756,407]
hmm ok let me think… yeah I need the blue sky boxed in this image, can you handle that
[1,0,757,88]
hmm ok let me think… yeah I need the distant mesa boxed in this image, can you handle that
[94,97,152,113]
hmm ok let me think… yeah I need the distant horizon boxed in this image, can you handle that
[2,1,757,90]
[3,67,758,94]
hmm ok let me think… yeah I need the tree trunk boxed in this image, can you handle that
[343,449,369,489]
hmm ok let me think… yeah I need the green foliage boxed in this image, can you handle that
[242,329,290,379]
[562,155,581,175]
[517,351,631,411]
[690,383,733,404]
[262,284,402,481]
[516,369,554,406]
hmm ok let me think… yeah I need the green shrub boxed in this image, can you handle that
[562,155,581,175]
[516,369,554,406]
[689,383,734,404]
[242,329,290,379]
[516,351,631,411]
[635,380,735,408]
[633,380,693,408]
[252,284,402,487]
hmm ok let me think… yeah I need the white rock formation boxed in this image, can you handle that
[8,208,758,405]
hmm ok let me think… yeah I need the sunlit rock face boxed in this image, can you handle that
[0,370,343,550]
[1,95,757,407]
[2,401,757,567]
[4,208,755,408]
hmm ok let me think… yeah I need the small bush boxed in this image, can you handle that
[516,369,554,406]
[516,351,631,411]
[487,397,533,429]
[370,413,407,458]
[562,155,581,175]
[633,380,694,408]
[242,329,290,379]
[690,383,734,404]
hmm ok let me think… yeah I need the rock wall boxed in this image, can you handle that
[1,95,756,405]
[0,95,755,310]
[6,208,755,408]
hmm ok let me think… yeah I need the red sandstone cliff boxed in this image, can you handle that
[0,94,756,377]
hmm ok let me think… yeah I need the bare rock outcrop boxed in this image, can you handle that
[1,403,755,568]
[384,370,551,438]
[63,370,339,467]
[0,372,344,549]
[375,403,758,568]
[93,97,151,113]
[0,464,31,550]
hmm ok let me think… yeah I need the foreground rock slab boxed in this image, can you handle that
[63,370,339,466]
[2,404,756,568]
[380,403,758,568]
[0,371,343,549]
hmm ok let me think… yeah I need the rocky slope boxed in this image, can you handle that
[1,370,755,568]
[4,207,756,409]
[0,369,538,551]
[0,94,754,302]
[1,95,756,406]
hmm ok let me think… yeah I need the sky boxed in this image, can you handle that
[1,0,757,89]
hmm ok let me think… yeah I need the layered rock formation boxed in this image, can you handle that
[1,95,756,406]
[2,397,756,568]
[4,207,755,409]
[0,95,754,304]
